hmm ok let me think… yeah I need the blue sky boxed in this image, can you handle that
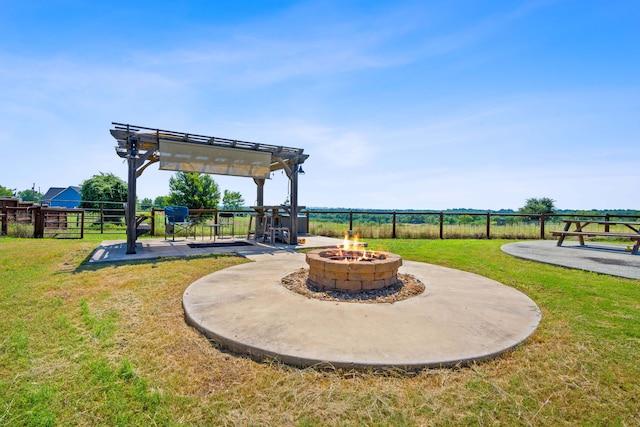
[1,0,638,210]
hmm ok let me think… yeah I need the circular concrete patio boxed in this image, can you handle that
[182,252,541,369]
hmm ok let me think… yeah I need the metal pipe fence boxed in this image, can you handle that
[1,201,638,241]
[304,210,640,240]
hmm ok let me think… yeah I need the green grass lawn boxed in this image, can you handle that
[1,237,639,426]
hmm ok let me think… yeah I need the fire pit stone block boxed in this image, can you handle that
[306,257,326,272]
[324,262,350,273]
[314,275,336,289]
[375,270,395,280]
[348,272,375,282]
[336,279,362,292]
[370,279,387,290]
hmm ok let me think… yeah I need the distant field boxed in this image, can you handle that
[309,220,549,239]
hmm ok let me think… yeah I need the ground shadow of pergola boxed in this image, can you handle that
[110,123,308,254]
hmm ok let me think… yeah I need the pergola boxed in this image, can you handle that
[110,123,309,254]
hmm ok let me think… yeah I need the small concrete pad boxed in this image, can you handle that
[88,235,345,264]
[502,240,640,279]
[183,252,541,370]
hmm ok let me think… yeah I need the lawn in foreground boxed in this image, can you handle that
[0,237,638,426]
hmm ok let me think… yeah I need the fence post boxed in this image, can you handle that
[540,214,545,239]
[100,202,104,234]
[349,211,353,235]
[604,213,610,232]
[439,212,444,239]
[392,211,397,239]
[150,208,156,236]
[306,211,310,234]
[33,206,44,238]
[486,212,491,239]
[80,210,85,239]
[1,205,7,235]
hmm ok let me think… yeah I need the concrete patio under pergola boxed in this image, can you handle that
[111,122,309,254]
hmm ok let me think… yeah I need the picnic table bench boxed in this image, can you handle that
[551,220,640,254]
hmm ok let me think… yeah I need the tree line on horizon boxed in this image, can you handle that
[0,172,245,211]
[2,182,637,220]
[305,198,640,226]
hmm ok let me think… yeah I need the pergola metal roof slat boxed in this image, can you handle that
[112,122,304,158]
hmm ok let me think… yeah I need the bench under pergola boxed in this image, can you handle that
[110,123,309,254]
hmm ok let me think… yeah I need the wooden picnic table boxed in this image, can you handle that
[551,220,640,254]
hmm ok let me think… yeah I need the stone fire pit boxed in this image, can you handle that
[306,248,403,293]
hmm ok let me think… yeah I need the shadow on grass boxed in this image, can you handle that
[69,251,243,274]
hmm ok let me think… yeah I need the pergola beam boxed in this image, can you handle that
[111,124,305,160]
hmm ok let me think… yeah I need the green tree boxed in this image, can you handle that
[0,186,14,197]
[140,197,153,210]
[458,214,474,225]
[408,214,426,224]
[505,215,523,225]
[222,190,245,210]
[80,172,127,209]
[18,188,43,203]
[168,172,220,209]
[153,196,169,209]
[519,197,556,220]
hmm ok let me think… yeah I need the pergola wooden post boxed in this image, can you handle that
[290,167,299,243]
[253,177,265,240]
[277,158,302,244]
[125,133,139,254]
[111,123,308,254]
